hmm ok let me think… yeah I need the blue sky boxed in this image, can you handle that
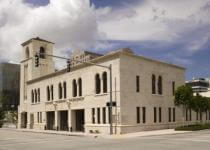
[2,0,210,80]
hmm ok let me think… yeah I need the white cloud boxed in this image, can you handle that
[97,0,210,52]
[0,0,105,63]
[0,0,210,63]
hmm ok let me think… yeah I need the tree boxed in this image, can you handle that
[0,90,18,127]
[174,85,193,108]
[0,108,5,127]
[206,97,210,111]
[174,85,193,125]
[0,97,5,128]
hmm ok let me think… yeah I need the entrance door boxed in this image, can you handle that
[30,114,34,129]
[47,111,55,130]
[60,111,68,131]
[21,112,27,128]
[75,110,84,132]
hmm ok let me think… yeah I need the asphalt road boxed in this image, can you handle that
[0,129,210,150]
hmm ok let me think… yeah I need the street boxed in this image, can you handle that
[0,129,210,150]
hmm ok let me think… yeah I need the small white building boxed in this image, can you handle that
[18,37,210,134]
[186,78,210,97]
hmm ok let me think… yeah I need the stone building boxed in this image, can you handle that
[18,37,210,134]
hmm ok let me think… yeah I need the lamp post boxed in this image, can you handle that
[109,64,113,135]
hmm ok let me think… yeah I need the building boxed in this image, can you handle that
[186,78,210,93]
[18,37,210,134]
[186,78,210,97]
[0,62,20,111]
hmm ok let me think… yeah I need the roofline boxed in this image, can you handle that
[27,48,185,84]
[123,51,186,70]
[21,37,55,46]
[27,51,120,84]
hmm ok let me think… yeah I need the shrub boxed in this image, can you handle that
[175,124,210,131]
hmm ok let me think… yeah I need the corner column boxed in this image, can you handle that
[67,102,72,132]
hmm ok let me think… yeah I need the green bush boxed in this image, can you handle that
[0,108,5,128]
[0,120,3,128]
[175,124,210,131]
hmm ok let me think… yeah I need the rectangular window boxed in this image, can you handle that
[206,110,208,121]
[136,107,140,124]
[40,112,42,123]
[97,108,100,124]
[189,109,192,121]
[172,81,175,96]
[209,111,210,120]
[142,107,146,123]
[154,107,157,123]
[136,76,140,92]
[159,107,162,123]
[200,111,202,121]
[173,108,176,122]
[92,108,95,124]
[168,107,171,122]
[37,112,39,123]
[186,109,188,121]
[103,107,106,124]
[108,107,111,124]
[196,111,199,121]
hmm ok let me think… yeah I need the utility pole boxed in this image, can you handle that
[35,52,114,135]
[109,64,113,135]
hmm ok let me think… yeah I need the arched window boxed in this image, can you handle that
[58,83,62,99]
[72,79,77,97]
[63,82,67,99]
[38,88,40,102]
[152,74,156,94]
[102,72,107,93]
[26,47,30,59]
[31,90,34,103]
[51,85,54,100]
[158,76,163,95]
[47,86,50,101]
[78,78,82,96]
[39,47,46,59]
[35,89,37,103]
[95,74,101,94]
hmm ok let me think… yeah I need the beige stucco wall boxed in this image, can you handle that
[18,39,210,134]
[119,53,186,133]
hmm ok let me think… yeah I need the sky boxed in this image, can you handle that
[0,0,209,80]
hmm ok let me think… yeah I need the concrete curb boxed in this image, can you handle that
[0,128,99,138]
[0,128,196,139]
[99,129,193,139]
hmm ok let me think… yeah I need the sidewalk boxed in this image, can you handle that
[0,128,96,137]
[0,128,192,139]
[103,129,192,139]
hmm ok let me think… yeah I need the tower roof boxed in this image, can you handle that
[21,37,54,46]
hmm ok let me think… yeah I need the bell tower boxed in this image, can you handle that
[21,37,55,81]
[19,37,55,104]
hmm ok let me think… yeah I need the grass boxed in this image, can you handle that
[175,123,210,131]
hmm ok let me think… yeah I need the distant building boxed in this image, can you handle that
[186,78,210,97]
[186,78,210,93]
[0,63,20,110]
[70,50,103,67]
